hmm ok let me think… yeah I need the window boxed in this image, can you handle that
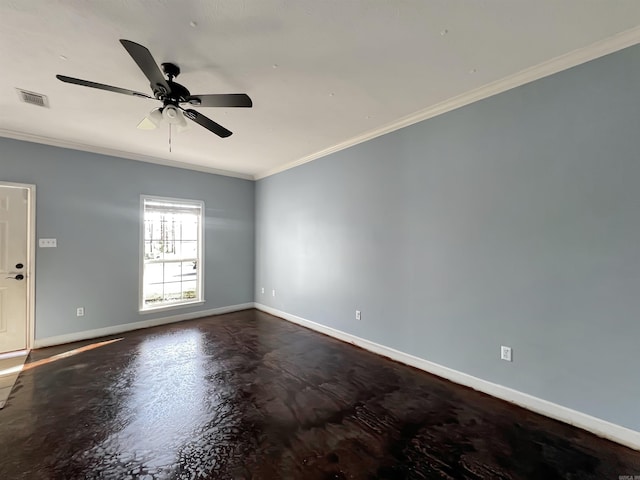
[141,196,203,311]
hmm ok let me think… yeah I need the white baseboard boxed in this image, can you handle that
[33,303,254,349]
[255,303,640,451]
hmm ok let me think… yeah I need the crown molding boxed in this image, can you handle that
[253,25,640,180]
[0,128,254,180]
[3,26,638,182]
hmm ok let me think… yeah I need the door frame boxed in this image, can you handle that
[0,181,36,352]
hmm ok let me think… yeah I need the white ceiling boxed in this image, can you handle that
[1,1,640,180]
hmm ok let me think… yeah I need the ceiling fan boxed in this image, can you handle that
[56,39,252,138]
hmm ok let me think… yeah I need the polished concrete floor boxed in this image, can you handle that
[0,351,27,409]
[0,309,639,479]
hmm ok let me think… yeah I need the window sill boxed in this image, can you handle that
[139,299,206,315]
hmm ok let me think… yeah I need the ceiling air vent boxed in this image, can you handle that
[16,88,49,108]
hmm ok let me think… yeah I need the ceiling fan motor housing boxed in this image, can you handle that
[153,80,191,104]
[151,62,191,102]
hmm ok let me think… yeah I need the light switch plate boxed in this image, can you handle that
[39,238,57,248]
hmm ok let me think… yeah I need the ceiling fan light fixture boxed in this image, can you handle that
[136,117,157,130]
[163,105,184,125]
[148,107,163,125]
[177,110,188,130]
[137,107,163,130]
[162,105,176,122]
[177,119,190,133]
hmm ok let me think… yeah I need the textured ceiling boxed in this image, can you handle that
[1,1,640,179]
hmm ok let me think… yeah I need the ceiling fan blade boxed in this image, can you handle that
[119,39,170,95]
[182,109,232,138]
[184,94,253,108]
[56,75,153,99]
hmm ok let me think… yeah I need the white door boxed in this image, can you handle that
[0,185,29,353]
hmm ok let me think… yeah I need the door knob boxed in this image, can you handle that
[15,263,24,269]
[5,274,24,280]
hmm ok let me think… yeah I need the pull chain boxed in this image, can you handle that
[169,123,172,153]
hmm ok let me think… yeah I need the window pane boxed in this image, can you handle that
[164,262,182,283]
[164,241,179,261]
[144,263,164,285]
[180,261,198,280]
[163,281,182,302]
[144,220,153,241]
[181,241,197,259]
[150,241,163,259]
[144,282,164,305]
[182,280,197,300]
[144,241,154,260]
[181,219,199,241]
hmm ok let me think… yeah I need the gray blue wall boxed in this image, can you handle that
[0,138,255,340]
[2,44,639,433]
[255,45,640,431]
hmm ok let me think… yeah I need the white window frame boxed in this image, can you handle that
[139,195,205,313]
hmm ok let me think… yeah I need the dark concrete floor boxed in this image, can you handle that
[0,309,639,479]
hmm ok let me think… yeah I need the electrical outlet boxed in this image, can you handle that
[355,310,361,320]
[261,287,265,294]
[272,289,276,297]
[501,345,512,362]
[76,307,85,317]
